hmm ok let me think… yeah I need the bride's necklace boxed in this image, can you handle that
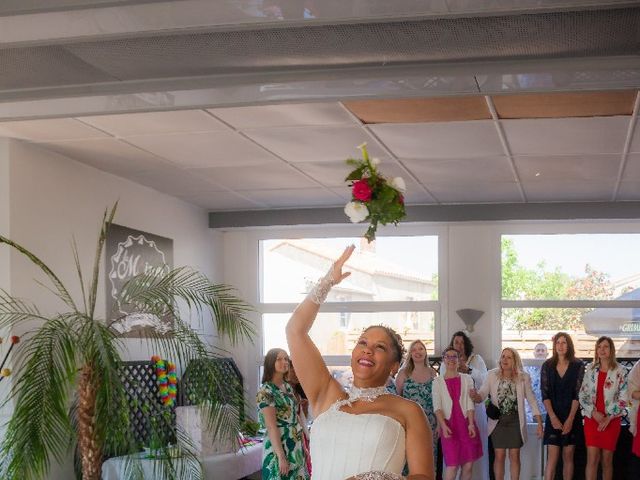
[334,384,389,409]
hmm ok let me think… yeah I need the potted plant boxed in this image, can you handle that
[0,204,254,479]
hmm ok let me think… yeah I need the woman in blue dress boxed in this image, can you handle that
[396,339,439,461]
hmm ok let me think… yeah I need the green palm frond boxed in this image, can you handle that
[0,235,77,311]
[118,266,255,345]
[1,317,78,479]
[88,204,117,319]
[0,289,48,329]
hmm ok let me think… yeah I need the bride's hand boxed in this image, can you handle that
[329,245,355,284]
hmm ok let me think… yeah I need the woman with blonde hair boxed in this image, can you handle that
[579,336,628,480]
[472,347,542,480]
[396,340,439,462]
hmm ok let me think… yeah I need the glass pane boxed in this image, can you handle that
[502,307,640,359]
[263,311,436,357]
[261,236,438,303]
[501,234,640,300]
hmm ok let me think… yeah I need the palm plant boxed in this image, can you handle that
[0,205,254,480]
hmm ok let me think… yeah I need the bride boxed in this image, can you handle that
[286,245,434,480]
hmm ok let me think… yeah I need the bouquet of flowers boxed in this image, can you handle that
[344,143,406,242]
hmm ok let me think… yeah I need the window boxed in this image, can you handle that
[260,235,439,370]
[501,233,640,358]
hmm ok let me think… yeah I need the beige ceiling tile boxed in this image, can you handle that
[503,116,630,155]
[427,182,522,203]
[78,110,226,136]
[403,156,515,183]
[242,188,345,208]
[370,121,504,159]
[192,163,318,190]
[515,154,621,181]
[209,103,356,128]
[493,90,637,119]
[0,118,108,142]
[124,131,279,167]
[243,126,387,163]
[39,138,165,176]
[523,180,615,202]
[344,96,490,123]
[179,191,265,211]
[631,124,640,153]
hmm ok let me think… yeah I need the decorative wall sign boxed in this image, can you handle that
[105,224,174,337]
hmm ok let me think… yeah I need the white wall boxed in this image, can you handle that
[3,139,219,479]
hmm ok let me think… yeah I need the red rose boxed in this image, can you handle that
[399,195,405,205]
[10,336,19,344]
[352,179,372,202]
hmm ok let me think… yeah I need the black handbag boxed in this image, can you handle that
[486,397,501,420]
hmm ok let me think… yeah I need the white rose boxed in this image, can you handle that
[344,201,369,223]
[371,157,381,166]
[390,176,406,194]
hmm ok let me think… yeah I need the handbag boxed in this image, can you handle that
[486,397,501,420]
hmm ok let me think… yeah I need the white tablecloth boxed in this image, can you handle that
[101,443,262,480]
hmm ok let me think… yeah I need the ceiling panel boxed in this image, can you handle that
[402,156,516,183]
[343,96,491,124]
[426,182,523,203]
[178,191,265,211]
[127,165,226,196]
[209,103,356,129]
[492,90,637,119]
[241,188,345,208]
[39,138,165,176]
[502,116,630,155]
[78,110,227,136]
[243,126,387,163]
[124,131,279,168]
[295,159,414,188]
[515,154,622,181]
[622,154,640,180]
[523,180,615,201]
[630,124,640,153]
[370,121,504,159]
[193,163,319,190]
[0,118,107,142]
[617,182,640,201]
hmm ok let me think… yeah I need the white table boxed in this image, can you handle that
[101,443,262,480]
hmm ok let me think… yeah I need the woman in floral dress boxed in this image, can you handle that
[257,348,310,480]
[396,339,438,462]
[579,336,628,480]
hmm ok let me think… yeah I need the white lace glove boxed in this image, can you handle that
[306,268,336,305]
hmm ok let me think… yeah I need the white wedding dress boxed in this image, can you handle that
[310,401,406,480]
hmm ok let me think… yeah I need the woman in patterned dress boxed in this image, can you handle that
[257,348,310,480]
[579,336,628,480]
[396,340,438,462]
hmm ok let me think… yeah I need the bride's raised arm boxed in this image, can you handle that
[286,245,355,414]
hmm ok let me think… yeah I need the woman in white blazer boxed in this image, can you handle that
[433,347,483,480]
[471,347,543,480]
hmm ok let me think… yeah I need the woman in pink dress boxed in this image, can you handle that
[433,347,482,480]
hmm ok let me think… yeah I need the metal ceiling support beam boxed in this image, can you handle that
[209,201,640,228]
[2,0,636,47]
[1,56,638,121]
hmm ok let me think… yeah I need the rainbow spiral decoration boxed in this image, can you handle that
[151,355,177,407]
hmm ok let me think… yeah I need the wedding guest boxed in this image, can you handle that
[287,361,311,475]
[579,336,628,480]
[433,347,482,480]
[449,331,489,480]
[541,332,584,480]
[396,340,439,462]
[472,347,543,480]
[533,343,549,360]
[257,348,310,479]
[629,358,640,471]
